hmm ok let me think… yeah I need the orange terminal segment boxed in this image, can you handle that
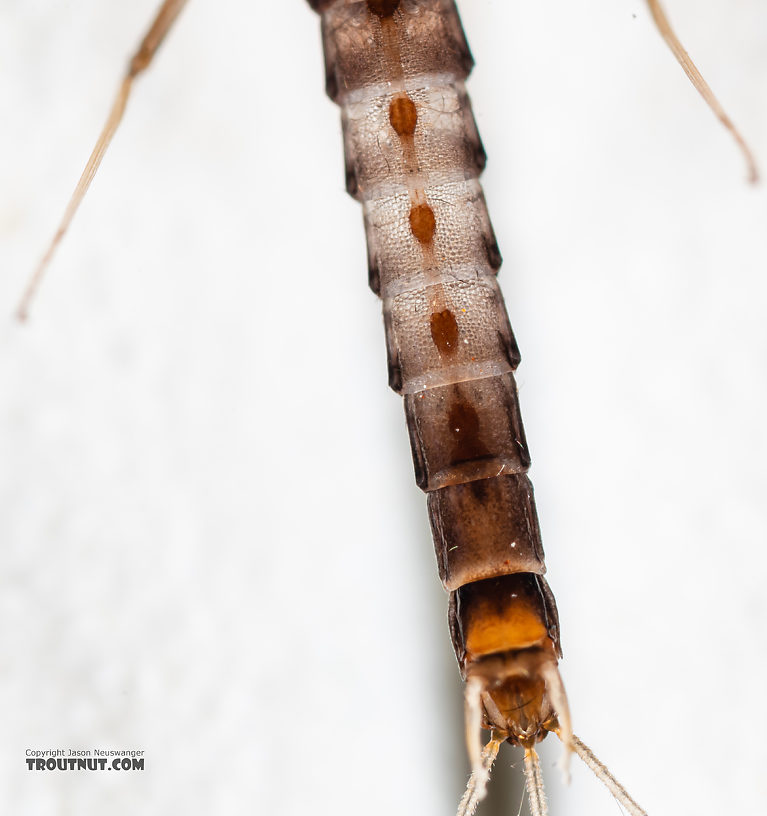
[458,575,551,660]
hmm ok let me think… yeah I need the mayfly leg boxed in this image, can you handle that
[646,0,758,182]
[15,0,188,321]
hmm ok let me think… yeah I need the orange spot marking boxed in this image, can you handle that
[409,203,436,244]
[389,94,417,137]
[447,397,488,462]
[430,309,459,355]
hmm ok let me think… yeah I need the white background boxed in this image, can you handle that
[1,1,766,814]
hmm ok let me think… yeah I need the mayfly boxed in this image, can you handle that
[3,1,764,816]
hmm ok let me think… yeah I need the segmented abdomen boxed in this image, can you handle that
[309,0,561,741]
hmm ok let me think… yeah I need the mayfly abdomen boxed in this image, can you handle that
[307,0,569,769]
